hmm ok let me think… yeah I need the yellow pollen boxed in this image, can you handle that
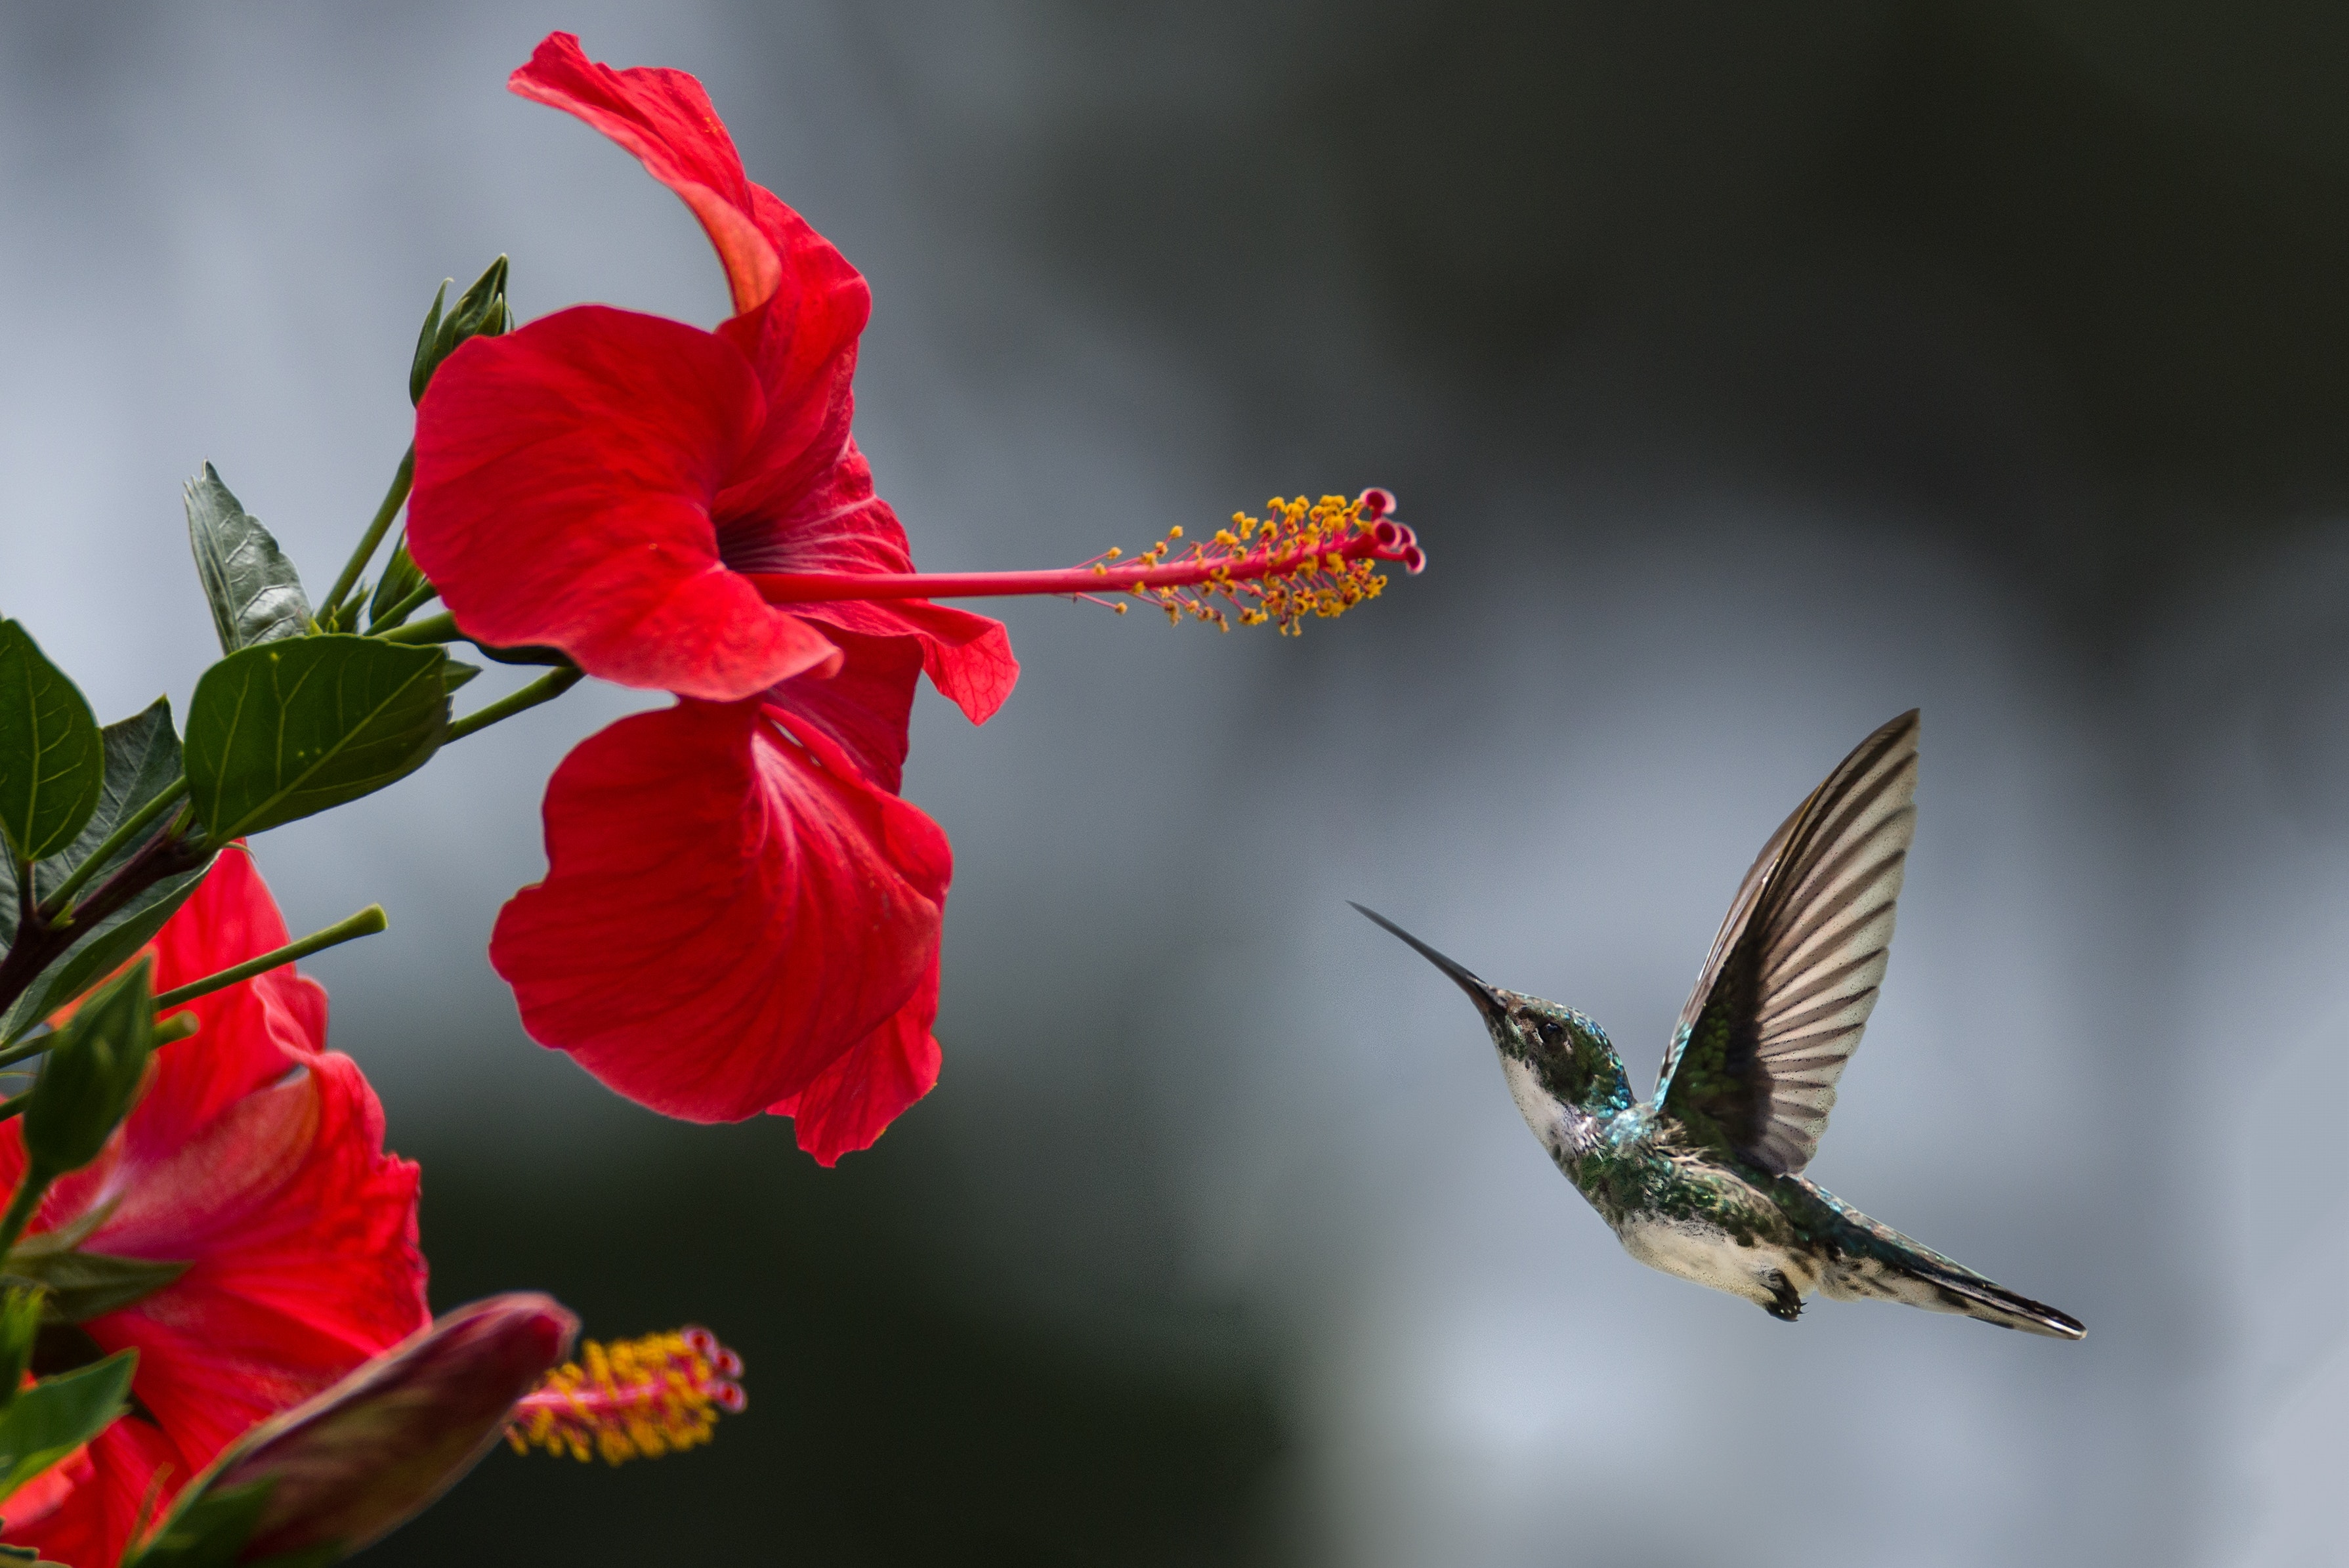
[505,1327,745,1466]
[1083,492,1399,637]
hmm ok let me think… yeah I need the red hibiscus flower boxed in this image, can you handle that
[408,33,1418,1162]
[0,849,428,1568]
[407,32,1010,1162]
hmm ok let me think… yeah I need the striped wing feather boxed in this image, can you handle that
[1655,710,1919,1174]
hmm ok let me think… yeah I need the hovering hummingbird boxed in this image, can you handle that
[1357,710,2083,1337]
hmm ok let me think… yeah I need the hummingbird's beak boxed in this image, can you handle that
[1349,903,1507,1023]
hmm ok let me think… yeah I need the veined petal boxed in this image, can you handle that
[512,32,872,412]
[769,961,942,1166]
[807,599,1019,729]
[510,32,782,316]
[410,306,843,700]
[490,698,952,1124]
[765,625,919,793]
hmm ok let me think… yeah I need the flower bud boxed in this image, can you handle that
[408,255,511,406]
[134,1294,577,1565]
[24,962,154,1179]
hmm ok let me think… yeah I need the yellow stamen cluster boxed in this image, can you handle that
[1100,494,1401,635]
[506,1326,746,1466]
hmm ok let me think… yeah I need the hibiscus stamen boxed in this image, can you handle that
[504,1326,745,1465]
[748,488,1423,635]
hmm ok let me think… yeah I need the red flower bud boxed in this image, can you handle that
[180,1294,578,1562]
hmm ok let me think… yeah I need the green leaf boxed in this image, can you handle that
[0,1288,41,1416]
[186,463,314,656]
[24,962,156,1177]
[24,696,183,916]
[0,701,215,1043]
[1,1246,190,1323]
[0,1347,135,1504]
[438,656,481,696]
[0,624,104,865]
[184,637,448,843]
[364,538,427,631]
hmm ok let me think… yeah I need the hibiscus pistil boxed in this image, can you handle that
[505,1326,746,1466]
[748,488,1424,634]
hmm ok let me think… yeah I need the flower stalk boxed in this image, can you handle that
[150,904,387,1012]
[318,444,417,628]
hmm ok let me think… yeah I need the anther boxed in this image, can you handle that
[505,1326,748,1466]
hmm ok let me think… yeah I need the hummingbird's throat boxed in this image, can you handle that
[748,488,1424,635]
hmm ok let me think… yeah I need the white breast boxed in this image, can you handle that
[1616,1216,1822,1309]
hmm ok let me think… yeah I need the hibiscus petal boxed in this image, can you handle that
[491,698,952,1124]
[805,599,1021,729]
[510,32,781,316]
[766,625,920,794]
[769,960,943,1166]
[513,31,871,448]
[410,306,843,701]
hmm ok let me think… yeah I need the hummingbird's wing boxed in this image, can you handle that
[1653,710,1919,1174]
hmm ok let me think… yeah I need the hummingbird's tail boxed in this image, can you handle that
[1800,1185,2085,1339]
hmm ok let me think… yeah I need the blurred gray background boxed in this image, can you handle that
[1,2,2342,1563]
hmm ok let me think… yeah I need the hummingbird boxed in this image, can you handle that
[1357,710,2083,1338]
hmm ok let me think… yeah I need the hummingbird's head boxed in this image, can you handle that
[1351,904,1633,1123]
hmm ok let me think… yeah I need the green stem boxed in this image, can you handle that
[0,1165,51,1261]
[370,580,440,633]
[0,1091,24,1128]
[320,444,417,624]
[377,610,457,645]
[0,1033,51,1072]
[150,905,387,1012]
[39,779,188,923]
[446,668,584,744]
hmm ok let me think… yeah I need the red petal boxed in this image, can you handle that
[410,306,843,700]
[711,277,864,522]
[761,608,1014,791]
[807,598,1020,729]
[510,32,781,316]
[769,960,942,1166]
[511,33,872,413]
[491,699,952,1123]
[766,625,920,794]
